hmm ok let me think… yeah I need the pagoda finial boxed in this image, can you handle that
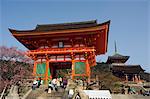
[114,40,117,53]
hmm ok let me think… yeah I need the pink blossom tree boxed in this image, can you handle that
[0,46,33,92]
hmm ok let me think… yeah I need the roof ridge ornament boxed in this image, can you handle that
[115,40,117,54]
[113,40,119,55]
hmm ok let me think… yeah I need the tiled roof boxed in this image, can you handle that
[106,53,130,64]
[112,65,145,74]
[35,20,97,31]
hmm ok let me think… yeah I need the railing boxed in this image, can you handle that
[27,47,95,55]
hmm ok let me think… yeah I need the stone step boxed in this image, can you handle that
[27,85,65,99]
[37,97,62,99]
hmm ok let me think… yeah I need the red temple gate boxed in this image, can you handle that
[9,20,110,83]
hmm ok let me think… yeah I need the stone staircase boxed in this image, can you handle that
[26,85,65,99]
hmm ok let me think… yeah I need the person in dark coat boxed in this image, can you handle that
[37,77,42,88]
[121,88,125,94]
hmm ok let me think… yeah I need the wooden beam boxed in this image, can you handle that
[27,47,95,55]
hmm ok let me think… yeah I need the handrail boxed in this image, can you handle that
[27,47,95,55]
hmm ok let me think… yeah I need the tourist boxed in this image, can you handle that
[139,89,143,95]
[63,78,67,89]
[32,79,38,90]
[51,78,58,91]
[48,81,53,93]
[56,78,61,87]
[68,89,74,99]
[59,77,63,87]
[128,86,131,94]
[121,88,125,94]
[37,77,42,88]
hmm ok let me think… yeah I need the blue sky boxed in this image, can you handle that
[0,0,150,72]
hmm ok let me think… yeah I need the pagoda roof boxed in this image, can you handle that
[109,53,130,59]
[112,65,145,74]
[9,20,110,55]
[9,20,98,33]
[35,20,98,31]
[9,20,110,34]
[106,53,130,64]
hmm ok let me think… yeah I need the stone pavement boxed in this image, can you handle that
[112,94,149,99]
[5,85,19,99]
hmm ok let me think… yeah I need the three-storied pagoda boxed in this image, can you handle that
[106,42,145,83]
[9,20,110,83]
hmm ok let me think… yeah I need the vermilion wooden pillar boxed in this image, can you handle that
[138,75,141,82]
[86,59,90,82]
[125,74,128,82]
[45,59,49,84]
[72,59,75,80]
[132,76,135,82]
[135,74,138,83]
[33,60,37,76]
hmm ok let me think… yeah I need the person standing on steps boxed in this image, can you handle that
[51,78,58,91]
[48,81,53,93]
[121,88,125,94]
[32,79,38,90]
[128,86,131,94]
[59,77,63,88]
[37,77,42,88]
[63,77,67,89]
